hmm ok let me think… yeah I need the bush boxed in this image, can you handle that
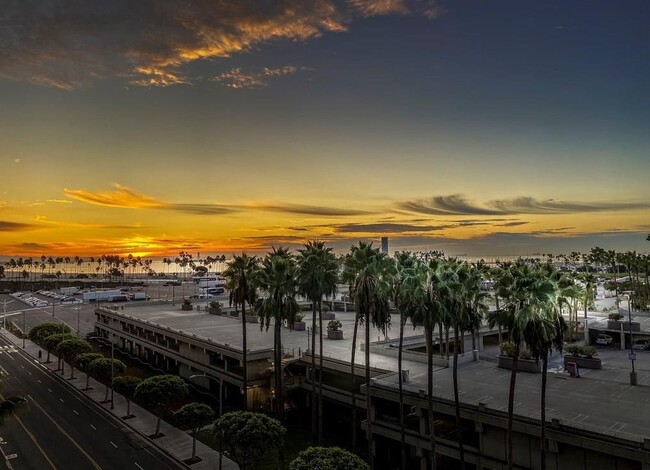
[582,346,597,358]
[565,344,582,357]
[295,313,304,322]
[608,313,624,321]
[289,446,368,470]
[519,349,532,360]
[499,341,516,358]
[327,320,342,332]
[209,300,221,309]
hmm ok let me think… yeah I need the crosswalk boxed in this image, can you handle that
[0,345,18,355]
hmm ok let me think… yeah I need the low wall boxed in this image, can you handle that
[370,344,476,367]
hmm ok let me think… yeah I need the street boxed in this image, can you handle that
[0,334,183,470]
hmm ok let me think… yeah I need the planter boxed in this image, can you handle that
[181,304,193,311]
[327,330,344,340]
[607,320,640,332]
[245,315,259,324]
[208,308,222,315]
[229,311,239,318]
[563,355,602,370]
[292,321,306,331]
[497,355,541,373]
[322,311,336,321]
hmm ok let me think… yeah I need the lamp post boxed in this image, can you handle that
[22,311,25,348]
[73,306,82,338]
[110,334,115,409]
[625,293,637,386]
[1,299,14,330]
[189,374,224,470]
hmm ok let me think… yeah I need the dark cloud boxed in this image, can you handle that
[496,221,530,227]
[0,221,38,232]
[250,203,371,217]
[333,222,448,233]
[0,0,438,89]
[398,194,649,216]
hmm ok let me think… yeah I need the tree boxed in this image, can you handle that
[297,241,338,444]
[255,248,299,470]
[487,263,556,470]
[77,352,104,390]
[348,244,393,469]
[42,332,76,369]
[174,402,215,460]
[210,411,286,470]
[89,357,126,402]
[135,374,188,437]
[222,253,258,409]
[57,338,91,379]
[289,446,368,470]
[29,322,72,362]
[112,376,142,418]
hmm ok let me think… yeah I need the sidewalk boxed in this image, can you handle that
[1,328,238,470]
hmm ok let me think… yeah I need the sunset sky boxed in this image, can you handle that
[0,0,648,259]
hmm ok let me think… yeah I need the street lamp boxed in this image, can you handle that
[110,333,115,409]
[1,299,14,330]
[73,306,82,338]
[188,374,224,469]
[625,292,637,386]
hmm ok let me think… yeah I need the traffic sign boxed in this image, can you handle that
[628,352,637,361]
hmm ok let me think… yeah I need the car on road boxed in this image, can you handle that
[632,339,650,350]
[596,333,613,345]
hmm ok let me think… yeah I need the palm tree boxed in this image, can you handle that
[297,241,338,445]
[345,242,393,469]
[487,263,556,470]
[223,253,259,409]
[256,248,300,470]
[393,252,424,470]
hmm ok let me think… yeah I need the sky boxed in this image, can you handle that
[0,0,648,259]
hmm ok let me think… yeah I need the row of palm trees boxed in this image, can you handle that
[220,242,584,470]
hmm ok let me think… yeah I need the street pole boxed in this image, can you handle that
[75,307,81,338]
[22,311,25,348]
[110,336,115,409]
[627,294,637,386]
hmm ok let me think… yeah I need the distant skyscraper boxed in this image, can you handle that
[380,237,389,254]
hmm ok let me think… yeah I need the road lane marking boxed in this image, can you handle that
[59,398,64,403]
[90,424,96,430]
[47,388,52,393]
[27,396,102,470]
[73,410,79,415]
[135,464,144,470]
[20,365,24,369]
[37,379,42,383]
[110,441,118,449]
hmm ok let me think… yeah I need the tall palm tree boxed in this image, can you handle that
[256,247,300,470]
[409,258,446,470]
[222,253,258,410]
[392,251,420,469]
[345,242,393,469]
[487,263,556,470]
[297,241,338,444]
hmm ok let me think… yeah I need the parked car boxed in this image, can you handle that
[596,333,613,345]
[632,339,650,350]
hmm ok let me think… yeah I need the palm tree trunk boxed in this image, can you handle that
[241,295,248,410]
[540,352,548,470]
[351,311,359,451]
[155,414,161,436]
[311,302,317,444]
[438,322,444,356]
[275,316,285,470]
[507,344,520,470]
[70,365,75,380]
[445,327,450,360]
[192,431,197,459]
[453,323,465,470]
[365,311,374,470]
[425,327,436,470]
[105,383,110,402]
[398,315,406,470]
[318,300,324,444]
[126,398,131,417]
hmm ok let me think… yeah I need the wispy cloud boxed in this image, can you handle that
[64,183,367,217]
[0,1,437,89]
[398,194,649,216]
[0,221,39,232]
[333,222,449,233]
[212,65,306,89]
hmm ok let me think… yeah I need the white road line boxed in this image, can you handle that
[28,371,32,375]
[47,388,52,393]
[135,463,144,470]
[90,424,96,430]
[110,441,118,449]
[73,410,79,415]
[59,398,64,403]
[20,365,24,369]
[37,379,42,383]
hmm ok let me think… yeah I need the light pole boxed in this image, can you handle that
[189,374,224,470]
[625,292,637,386]
[110,334,115,409]
[22,311,25,348]
[1,299,14,330]
[73,306,82,337]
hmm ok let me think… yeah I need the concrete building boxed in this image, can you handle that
[94,302,650,470]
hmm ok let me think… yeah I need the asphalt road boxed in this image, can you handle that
[0,334,183,470]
